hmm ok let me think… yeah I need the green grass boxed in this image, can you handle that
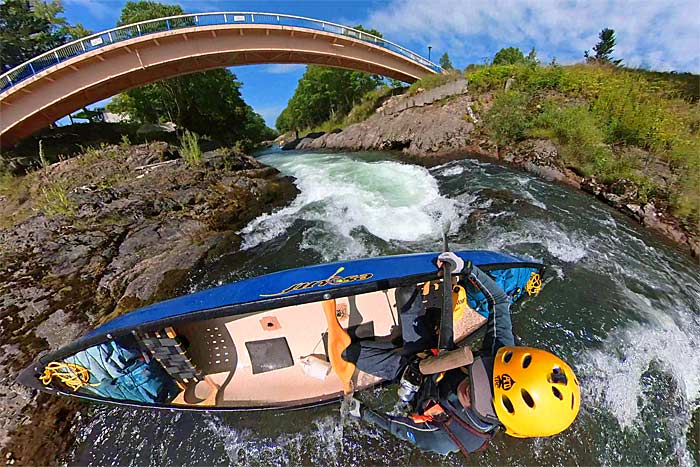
[305,86,401,134]
[39,180,76,218]
[472,63,700,226]
[407,70,462,96]
[38,140,50,168]
[179,129,202,167]
[0,167,14,193]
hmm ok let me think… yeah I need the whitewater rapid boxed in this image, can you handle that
[70,150,699,466]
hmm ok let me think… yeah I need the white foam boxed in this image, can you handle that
[487,220,589,263]
[521,189,548,210]
[440,165,465,177]
[579,286,700,466]
[240,153,461,259]
[204,413,345,466]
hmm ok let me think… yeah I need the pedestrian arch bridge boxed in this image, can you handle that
[0,12,441,147]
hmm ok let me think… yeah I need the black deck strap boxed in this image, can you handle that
[140,330,204,384]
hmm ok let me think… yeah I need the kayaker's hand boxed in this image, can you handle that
[437,252,471,276]
[347,397,363,418]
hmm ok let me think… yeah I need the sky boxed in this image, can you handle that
[57,0,700,128]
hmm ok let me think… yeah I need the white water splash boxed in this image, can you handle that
[239,153,460,259]
[204,414,346,466]
[579,283,700,466]
[487,220,589,263]
[438,164,465,177]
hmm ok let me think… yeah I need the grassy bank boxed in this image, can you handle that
[462,63,699,229]
[302,85,405,134]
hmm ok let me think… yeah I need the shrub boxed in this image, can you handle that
[484,91,533,144]
[534,103,609,165]
[472,62,699,226]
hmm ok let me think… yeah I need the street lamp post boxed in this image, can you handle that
[428,45,432,61]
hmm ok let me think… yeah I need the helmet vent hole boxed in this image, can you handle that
[521,389,535,408]
[503,351,513,363]
[571,394,575,410]
[551,386,563,400]
[551,367,568,385]
[522,354,532,368]
[501,395,515,414]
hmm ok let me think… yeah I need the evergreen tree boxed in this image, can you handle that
[525,47,539,66]
[439,52,454,70]
[585,28,623,65]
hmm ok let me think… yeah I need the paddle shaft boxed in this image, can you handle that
[438,233,455,351]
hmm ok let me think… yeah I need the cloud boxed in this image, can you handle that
[365,0,700,72]
[264,64,307,74]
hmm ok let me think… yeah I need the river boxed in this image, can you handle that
[68,150,699,466]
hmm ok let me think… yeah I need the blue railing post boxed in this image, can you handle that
[166,19,170,30]
[28,63,36,75]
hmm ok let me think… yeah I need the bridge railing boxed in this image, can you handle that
[0,12,442,93]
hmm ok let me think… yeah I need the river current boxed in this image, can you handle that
[69,150,699,466]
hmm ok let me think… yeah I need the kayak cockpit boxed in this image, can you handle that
[36,283,488,409]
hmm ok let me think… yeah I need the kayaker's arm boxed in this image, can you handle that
[360,408,461,455]
[349,400,489,455]
[467,266,514,356]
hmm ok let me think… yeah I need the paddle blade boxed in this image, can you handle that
[322,299,355,394]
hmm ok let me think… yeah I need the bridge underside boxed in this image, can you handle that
[0,25,436,148]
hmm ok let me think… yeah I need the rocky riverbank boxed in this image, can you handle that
[0,142,298,465]
[288,84,699,259]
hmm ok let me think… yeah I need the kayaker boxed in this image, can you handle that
[345,252,581,456]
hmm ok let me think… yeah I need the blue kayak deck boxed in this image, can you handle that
[87,250,541,340]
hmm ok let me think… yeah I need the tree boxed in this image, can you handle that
[584,28,623,65]
[108,1,274,144]
[117,0,181,25]
[276,65,382,132]
[525,47,539,66]
[439,52,454,70]
[492,47,525,65]
[276,24,385,132]
[353,24,382,38]
[0,0,90,72]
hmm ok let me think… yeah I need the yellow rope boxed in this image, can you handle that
[40,362,100,392]
[525,272,542,296]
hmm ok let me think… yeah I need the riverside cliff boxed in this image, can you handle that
[289,68,700,259]
[0,142,298,465]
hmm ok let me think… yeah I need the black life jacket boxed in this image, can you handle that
[412,356,501,456]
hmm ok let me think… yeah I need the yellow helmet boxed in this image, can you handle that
[492,346,580,438]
